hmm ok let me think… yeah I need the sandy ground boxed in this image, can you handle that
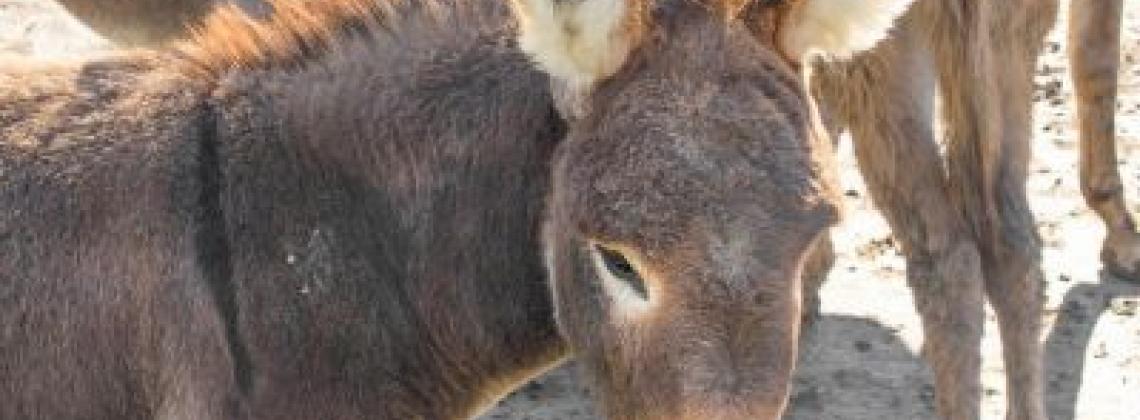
[2,1,1138,418]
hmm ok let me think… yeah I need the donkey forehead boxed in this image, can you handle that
[564,4,815,174]
[559,114,834,247]
[599,2,796,95]
[564,46,820,194]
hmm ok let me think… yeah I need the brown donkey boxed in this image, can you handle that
[43,0,1136,418]
[53,1,1138,283]
[804,0,1133,418]
[0,0,909,418]
[1068,0,1140,281]
[54,0,1138,289]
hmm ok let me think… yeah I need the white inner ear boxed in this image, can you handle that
[512,0,639,91]
[780,0,915,59]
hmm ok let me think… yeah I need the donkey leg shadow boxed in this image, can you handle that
[1044,274,1140,420]
[782,315,934,420]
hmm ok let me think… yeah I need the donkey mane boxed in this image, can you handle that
[173,0,506,79]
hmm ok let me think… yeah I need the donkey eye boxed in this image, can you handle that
[594,245,648,299]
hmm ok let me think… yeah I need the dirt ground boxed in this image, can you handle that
[2,1,1137,418]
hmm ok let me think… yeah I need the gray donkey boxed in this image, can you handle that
[1,0,909,418]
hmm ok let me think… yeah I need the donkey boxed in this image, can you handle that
[47,0,1136,415]
[55,4,1136,418]
[1067,0,1140,282]
[1,0,910,418]
[54,0,1140,289]
[805,0,1129,418]
[811,0,1139,282]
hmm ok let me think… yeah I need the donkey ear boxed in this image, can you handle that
[510,0,646,90]
[779,0,914,59]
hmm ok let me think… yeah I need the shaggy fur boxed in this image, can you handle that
[2,0,867,419]
[536,2,841,416]
[37,0,1134,418]
[172,0,452,79]
[54,0,1136,284]
[3,2,567,418]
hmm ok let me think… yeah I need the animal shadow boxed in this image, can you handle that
[783,315,934,420]
[1044,273,1140,420]
[481,315,932,419]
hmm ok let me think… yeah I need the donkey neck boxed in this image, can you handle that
[203,11,571,417]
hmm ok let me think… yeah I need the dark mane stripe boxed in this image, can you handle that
[173,0,452,79]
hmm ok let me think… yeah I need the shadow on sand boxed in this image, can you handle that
[484,274,1139,420]
[782,315,933,420]
[482,315,934,420]
[1044,273,1140,420]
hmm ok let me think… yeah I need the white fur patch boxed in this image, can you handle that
[511,0,638,90]
[541,228,559,301]
[780,0,915,59]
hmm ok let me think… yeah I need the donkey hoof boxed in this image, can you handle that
[1101,230,1140,283]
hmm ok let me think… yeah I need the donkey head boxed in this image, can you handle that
[511,0,910,418]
